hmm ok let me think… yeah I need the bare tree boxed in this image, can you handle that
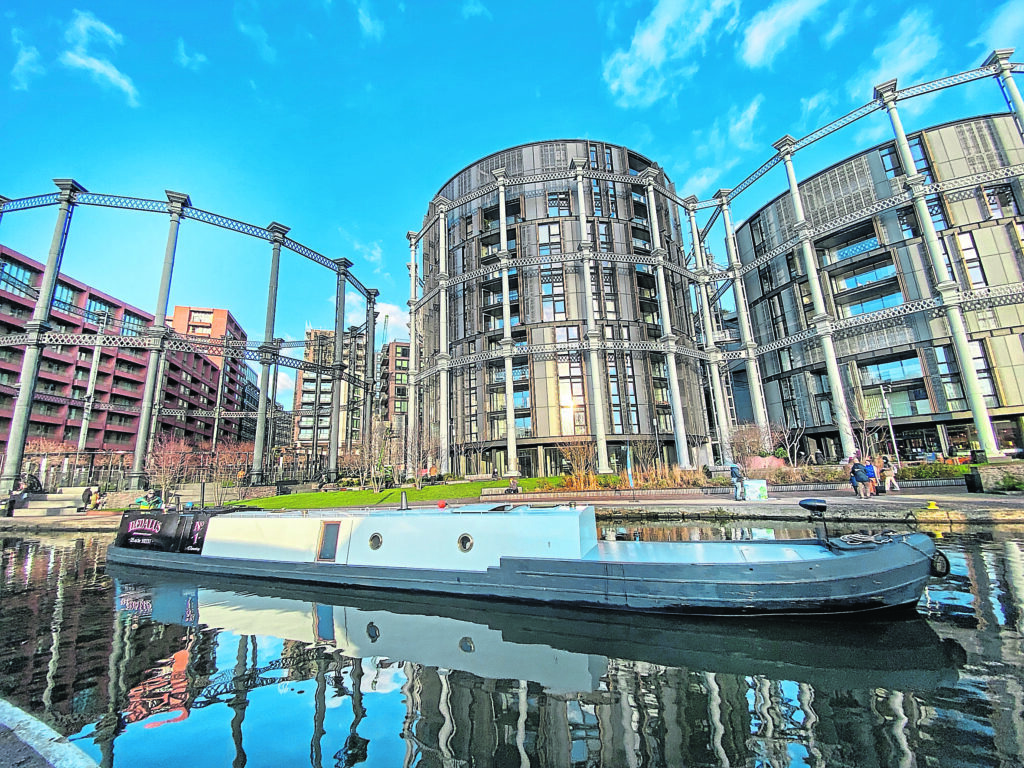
[146,433,197,501]
[848,387,885,458]
[206,440,254,504]
[727,422,764,464]
[408,430,439,490]
[556,435,597,491]
[775,420,807,466]
[630,438,659,475]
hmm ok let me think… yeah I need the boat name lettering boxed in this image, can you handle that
[127,518,163,535]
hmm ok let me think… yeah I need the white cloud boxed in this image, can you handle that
[10,28,44,90]
[175,38,208,71]
[846,9,940,102]
[58,10,138,106]
[350,0,384,40]
[274,369,295,406]
[799,89,834,126]
[821,8,849,48]
[603,0,740,108]
[740,0,827,68]
[374,301,410,342]
[237,20,276,62]
[972,0,1024,52]
[461,0,491,19]
[677,94,764,195]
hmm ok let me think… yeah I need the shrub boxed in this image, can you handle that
[900,463,968,479]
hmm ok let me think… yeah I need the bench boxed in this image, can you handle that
[481,486,521,497]
[466,473,495,482]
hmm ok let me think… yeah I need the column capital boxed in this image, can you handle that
[165,190,191,211]
[812,316,833,335]
[437,273,449,289]
[794,219,813,240]
[53,178,86,202]
[772,135,798,157]
[406,230,418,244]
[983,49,1014,72]
[333,257,353,274]
[491,167,507,185]
[681,194,699,213]
[0,194,10,206]
[936,281,961,302]
[267,221,290,242]
[652,247,668,262]
[569,157,588,176]
[366,287,379,305]
[639,167,659,186]
[713,188,732,205]
[903,173,928,194]
[873,79,899,105]
[659,332,678,345]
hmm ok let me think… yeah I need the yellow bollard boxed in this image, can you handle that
[926,501,940,510]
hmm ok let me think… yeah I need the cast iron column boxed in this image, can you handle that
[643,171,691,467]
[363,288,378,452]
[684,200,732,463]
[774,135,857,460]
[986,49,1024,131]
[494,168,518,476]
[874,81,1001,457]
[2,179,83,492]
[572,159,612,474]
[406,232,419,480]
[129,190,190,489]
[328,258,352,481]
[251,222,289,484]
[716,189,770,441]
[78,311,110,452]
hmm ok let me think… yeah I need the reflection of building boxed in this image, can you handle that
[410,141,708,478]
[290,327,367,457]
[736,113,1024,461]
[0,245,253,452]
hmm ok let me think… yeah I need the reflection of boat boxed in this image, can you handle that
[108,564,965,694]
[106,500,948,615]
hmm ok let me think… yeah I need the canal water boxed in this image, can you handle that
[0,521,1021,768]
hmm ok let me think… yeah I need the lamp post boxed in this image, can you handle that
[880,383,900,465]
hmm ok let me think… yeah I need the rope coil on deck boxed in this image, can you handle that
[838,532,896,546]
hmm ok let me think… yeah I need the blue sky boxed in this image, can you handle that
[3,1,1022,406]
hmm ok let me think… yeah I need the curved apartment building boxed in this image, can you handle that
[734,110,1024,461]
[408,141,709,477]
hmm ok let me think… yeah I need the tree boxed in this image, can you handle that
[556,435,597,491]
[775,419,807,466]
[631,438,659,474]
[408,430,439,490]
[146,433,196,501]
[206,440,254,504]
[848,386,885,458]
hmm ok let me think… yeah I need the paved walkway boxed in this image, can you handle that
[2,487,1023,533]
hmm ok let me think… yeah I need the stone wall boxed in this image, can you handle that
[972,463,1024,491]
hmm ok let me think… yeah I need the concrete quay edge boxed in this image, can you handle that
[1,488,1023,534]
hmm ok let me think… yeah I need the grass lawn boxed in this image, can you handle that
[237,477,553,509]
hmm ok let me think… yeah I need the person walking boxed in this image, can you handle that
[864,459,878,496]
[882,456,901,492]
[730,462,745,501]
[850,459,871,499]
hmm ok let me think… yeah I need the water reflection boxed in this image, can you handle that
[0,526,1022,767]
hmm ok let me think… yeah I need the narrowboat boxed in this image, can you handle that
[105,499,950,616]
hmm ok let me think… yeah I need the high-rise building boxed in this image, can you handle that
[0,244,258,453]
[168,306,255,445]
[376,340,410,473]
[290,327,367,459]
[410,141,708,478]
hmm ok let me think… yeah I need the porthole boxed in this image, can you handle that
[459,636,475,653]
[458,533,474,552]
[369,532,383,550]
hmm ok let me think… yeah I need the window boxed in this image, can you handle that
[896,207,919,239]
[541,264,566,321]
[538,223,561,256]
[85,297,116,325]
[596,222,612,252]
[860,355,923,386]
[555,326,579,343]
[986,184,1019,218]
[879,145,901,178]
[189,310,213,324]
[318,523,340,561]
[53,283,78,313]
[926,194,948,231]
[589,143,599,170]
[936,344,998,410]
[122,313,145,337]
[957,232,987,287]
[557,353,586,435]
[547,192,571,217]
[591,179,603,216]
[607,182,618,218]
[839,290,903,317]
[833,261,897,292]
[0,259,35,297]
